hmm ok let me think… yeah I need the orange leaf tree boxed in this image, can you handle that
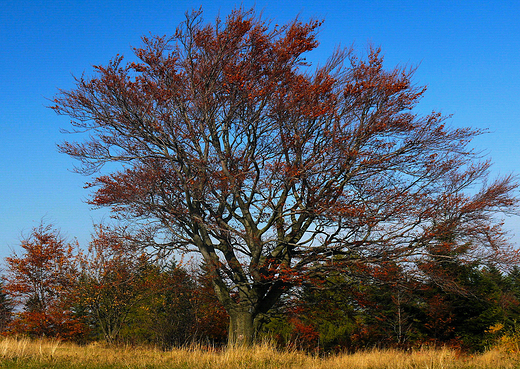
[51,8,519,344]
[3,223,86,339]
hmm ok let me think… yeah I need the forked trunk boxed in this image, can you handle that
[228,308,255,346]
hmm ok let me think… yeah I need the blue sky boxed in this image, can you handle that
[1,0,519,261]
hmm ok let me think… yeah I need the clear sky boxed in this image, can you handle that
[1,0,519,261]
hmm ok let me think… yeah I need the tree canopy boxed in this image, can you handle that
[51,8,519,344]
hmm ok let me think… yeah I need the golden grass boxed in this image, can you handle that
[1,337,519,368]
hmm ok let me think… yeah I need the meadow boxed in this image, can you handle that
[1,337,520,369]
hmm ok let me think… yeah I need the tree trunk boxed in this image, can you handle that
[228,308,255,346]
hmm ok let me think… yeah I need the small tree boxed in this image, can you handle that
[121,262,199,347]
[52,8,519,344]
[76,225,149,343]
[353,262,421,348]
[290,274,360,352]
[4,223,85,339]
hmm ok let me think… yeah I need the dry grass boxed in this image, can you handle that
[1,337,519,368]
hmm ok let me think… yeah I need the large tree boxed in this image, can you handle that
[52,9,519,344]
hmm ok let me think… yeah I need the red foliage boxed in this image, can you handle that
[288,316,320,351]
[3,223,87,340]
[51,7,519,344]
[8,310,87,341]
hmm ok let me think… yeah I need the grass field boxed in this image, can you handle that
[1,337,520,368]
